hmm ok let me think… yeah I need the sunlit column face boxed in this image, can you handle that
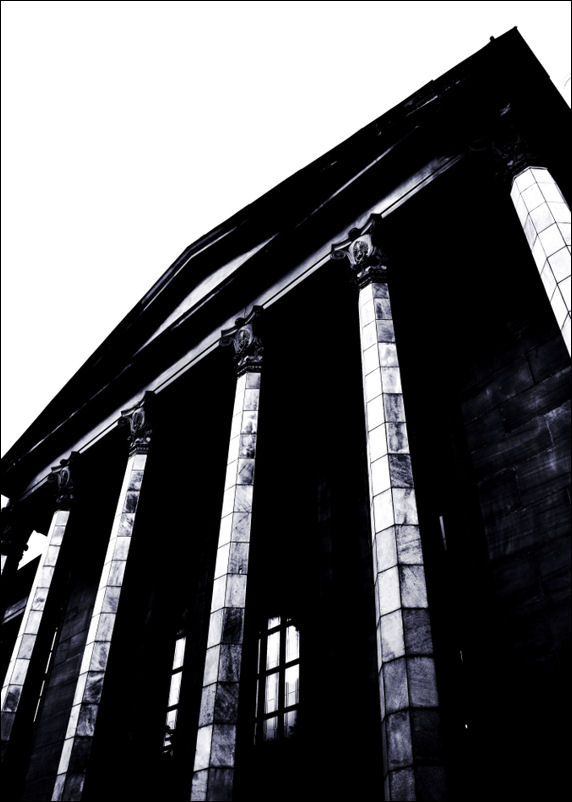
[52,450,149,801]
[191,368,262,802]
[1,508,70,747]
[358,278,444,800]
[510,166,571,354]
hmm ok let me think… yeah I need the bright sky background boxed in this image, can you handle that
[1,0,571,462]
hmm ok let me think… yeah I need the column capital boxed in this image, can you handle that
[118,391,154,455]
[490,103,538,187]
[220,306,264,376]
[331,214,392,288]
[47,452,80,509]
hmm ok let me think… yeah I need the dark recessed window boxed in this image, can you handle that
[254,616,300,744]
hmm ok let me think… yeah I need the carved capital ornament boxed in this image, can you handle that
[118,392,154,454]
[221,306,264,375]
[48,452,80,508]
[331,214,392,287]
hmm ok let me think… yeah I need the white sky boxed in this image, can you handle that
[1,0,571,462]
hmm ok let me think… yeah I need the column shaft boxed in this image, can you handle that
[510,166,571,354]
[358,280,445,800]
[191,369,261,802]
[52,398,152,801]
[1,508,70,751]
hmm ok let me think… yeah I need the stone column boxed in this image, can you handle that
[332,218,446,801]
[493,106,571,355]
[1,455,77,758]
[509,167,571,354]
[191,308,263,802]
[52,393,153,801]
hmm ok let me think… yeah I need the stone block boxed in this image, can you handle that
[399,565,428,608]
[191,770,208,801]
[199,684,216,726]
[384,394,405,423]
[380,610,405,662]
[402,608,433,655]
[383,657,409,714]
[410,708,442,761]
[77,703,98,737]
[386,711,413,769]
[228,542,249,575]
[376,525,398,572]
[207,768,234,801]
[378,566,400,615]
[231,512,251,542]
[222,607,244,644]
[407,656,438,707]
[389,767,415,800]
[214,682,240,723]
[389,454,414,487]
[194,725,213,771]
[396,526,423,564]
[210,724,236,767]
[392,489,418,526]
[387,422,409,453]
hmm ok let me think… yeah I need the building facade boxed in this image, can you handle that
[1,29,570,801]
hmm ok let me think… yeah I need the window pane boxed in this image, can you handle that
[284,664,299,708]
[284,709,298,738]
[263,716,278,741]
[266,631,280,670]
[163,708,178,749]
[268,616,281,630]
[265,671,279,713]
[172,636,186,670]
[168,671,182,707]
[286,625,299,662]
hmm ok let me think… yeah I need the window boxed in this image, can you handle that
[33,626,59,722]
[254,616,300,743]
[162,634,186,757]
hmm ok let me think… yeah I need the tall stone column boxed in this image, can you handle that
[191,308,263,802]
[52,393,154,801]
[509,167,571,354]
[493,106,571,354]
[1,455,77,758]
[332,218,446,801]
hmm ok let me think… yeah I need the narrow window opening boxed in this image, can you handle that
[254,616,300,744]
[162,633,186,757]
[33,626,59,722]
